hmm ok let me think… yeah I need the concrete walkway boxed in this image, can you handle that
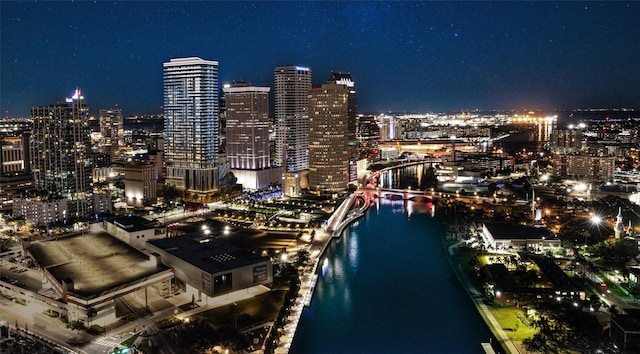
[455,264,520,354]
[275,194,357,353]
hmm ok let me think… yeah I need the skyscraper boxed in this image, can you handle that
[308,83,349,195]
[274,65,312,173]
[328,71,358,182]
[328,72,357,144]
[99,106,124,160]
[163,57,222,197]
[223,82,270,170]
[31,89,93,218]
[222,82,283,190]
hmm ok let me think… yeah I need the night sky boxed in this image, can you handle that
[2,1,639,117]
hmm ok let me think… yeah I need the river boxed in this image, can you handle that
[290,196,494,353]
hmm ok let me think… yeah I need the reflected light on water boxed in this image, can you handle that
[348,231,359,271]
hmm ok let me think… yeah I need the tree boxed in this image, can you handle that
[220,172,238,195]
[294,250,311,268]
[162,184,183,202]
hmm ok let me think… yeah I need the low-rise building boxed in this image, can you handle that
[103,215,165,250]
[147,233,272,302]
[611,310,640,350]
[13,197,68,227]
[124,162,157,207]
[481,222,560,252]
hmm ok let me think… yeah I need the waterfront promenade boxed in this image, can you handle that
[275,194,358,353]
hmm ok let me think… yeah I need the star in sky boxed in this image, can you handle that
[1,1,639,117]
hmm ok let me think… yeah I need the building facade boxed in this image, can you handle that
[554,154,616,182]
[274,65,312,173]
[124,162,157,207]
[328,72,357,144]
[481,223,561,252]
[13,198,68,227]
[0,133,33,212]
[357,115,381,148]
[223,83,271,170]
[99,106,124,160]
[308,83,350,195]
[147,234,273,300]
[328,72,358,183]
[223,82,283,190]
[163,57,221,196]
[550,129,583,154]
[31,90,93,218]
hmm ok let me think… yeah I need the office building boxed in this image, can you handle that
[124,162,157,207]
[30,89,93,218]
[357,115,381,148]
[274,65,312,173]
[223,83,271,169]
[554,154,616,182]
[308,83,350,195]
[328,72,357,144]
[328,72,358,182]
[99,106,124,159]
[223,82,283,190]
[0,133,33,211]
[550,129,583,154]
[163,57,222,197]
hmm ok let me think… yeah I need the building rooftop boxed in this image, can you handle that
[527,255,580,291]
[148,233,269,275]
[110,214,158,232]
[484,263,517,292]
[28,231,168,298]
[613,314,640,333]
[484,223,556,241]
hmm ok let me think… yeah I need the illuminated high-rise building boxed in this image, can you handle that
[30,89,93,218]
[99,106,124,160]
[328,71,358,182]
[274,65,312,173]
[223,82,282,190]
[163,57,223,196]
[328,72,357,144]
[0,133,33,212]
[308,83,349,195]
[550,129,583,154]
[223,82,270,169]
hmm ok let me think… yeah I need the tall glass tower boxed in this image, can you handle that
[31,89,93,218]
[163,57,221,195]
[99,106,124,160]
[274,65,312,173]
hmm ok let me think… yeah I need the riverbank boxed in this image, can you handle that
[439,219,520,354]
[275,194,359,353]
[291,200,493,353]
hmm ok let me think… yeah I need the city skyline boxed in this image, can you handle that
[2,1,639,117]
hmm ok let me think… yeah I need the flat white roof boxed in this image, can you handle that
[164,56,218,67]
